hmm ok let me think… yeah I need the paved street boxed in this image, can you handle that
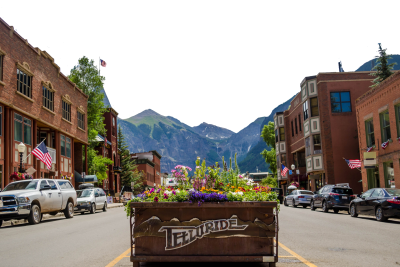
[1,205,400,267]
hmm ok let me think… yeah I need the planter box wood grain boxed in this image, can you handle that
[130,202,279,266]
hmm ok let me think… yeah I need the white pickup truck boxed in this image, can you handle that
[0,179,77,226]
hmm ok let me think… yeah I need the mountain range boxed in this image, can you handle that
[115,97,294,173]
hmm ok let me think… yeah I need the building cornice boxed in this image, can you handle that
[356,70,400,106]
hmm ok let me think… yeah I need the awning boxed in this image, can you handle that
[95,134,112,145]
[75,173,98,183]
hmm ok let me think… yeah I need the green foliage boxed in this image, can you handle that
[260,121,277,176]
[88,149,113,183]
[370,43,396,88]
[261,122,275,147]
[118,126,145,193]
[69,56,107,142]
[261,177,278,188]
[261,148,277,176]
[69,57,108,177]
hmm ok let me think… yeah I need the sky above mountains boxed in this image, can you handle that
[0,5,394,132]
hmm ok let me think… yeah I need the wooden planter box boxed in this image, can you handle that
[130,202,278,266]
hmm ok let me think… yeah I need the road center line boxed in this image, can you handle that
[278,241,317,267]
[105,247,132,267]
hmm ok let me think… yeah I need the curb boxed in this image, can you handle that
[1,204,124,227]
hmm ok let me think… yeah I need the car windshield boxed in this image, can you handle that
[3,180,39,191]
[332,188,353,195]
[385,189,400,197]
[78,190,93,198]
[299,191,313,195]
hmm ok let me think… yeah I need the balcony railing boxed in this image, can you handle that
[314,150,322,154]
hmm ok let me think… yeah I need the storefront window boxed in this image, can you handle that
[61,135,71,158]
[367,166,379,189]
[14,113,31,145]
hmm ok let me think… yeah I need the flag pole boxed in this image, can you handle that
[24,138,47,161]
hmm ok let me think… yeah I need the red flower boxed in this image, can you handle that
[154,196,159,202]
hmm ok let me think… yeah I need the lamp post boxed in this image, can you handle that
[18,142,26,173]
[291,164,296,186]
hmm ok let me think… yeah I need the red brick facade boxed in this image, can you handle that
[130,150,162,187]
[356,70,400,191]
[275,72,373,194]
[0,17,88,189]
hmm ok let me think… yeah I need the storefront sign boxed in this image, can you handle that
[159,218,248,250]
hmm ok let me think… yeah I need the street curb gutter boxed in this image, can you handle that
[1,204,124,227]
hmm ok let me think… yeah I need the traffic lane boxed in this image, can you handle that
[279,205,400,267]
[0,207,129,267]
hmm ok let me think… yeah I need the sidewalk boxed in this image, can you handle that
[1,203,124,227]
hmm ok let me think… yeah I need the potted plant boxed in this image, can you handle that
[127,155,279,266]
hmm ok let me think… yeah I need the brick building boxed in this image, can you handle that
[0,17,88,189]
[355,70,400,191]
[130,150,162,187]
[91,88,121,195]
[274,72,374,194]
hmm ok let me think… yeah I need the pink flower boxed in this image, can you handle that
[172,191,176,195]
[154,196,159,202]
[156,189,161,193]
[150,188,155,193]
[163,193,168,199]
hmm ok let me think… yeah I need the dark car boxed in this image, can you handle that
[310,184,356,213]
[349,188,400,222]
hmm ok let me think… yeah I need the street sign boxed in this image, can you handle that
[289,170,292,175]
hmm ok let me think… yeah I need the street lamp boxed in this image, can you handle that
[18,142,26,173]
[291,164,296,186]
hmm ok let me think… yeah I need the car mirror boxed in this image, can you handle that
[95,193,99,197]
[40,185,51,191]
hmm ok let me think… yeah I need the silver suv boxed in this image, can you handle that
[75,188,107,214]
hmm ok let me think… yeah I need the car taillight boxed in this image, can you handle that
[350,195,357,198]
[329,193,340,196]
[298,196,304,198]
[388,199,400,204]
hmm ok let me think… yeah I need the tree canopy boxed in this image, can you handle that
[260,122,277,176]
[370,43,396,88]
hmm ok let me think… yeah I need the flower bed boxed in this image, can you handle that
[126,156,279,216]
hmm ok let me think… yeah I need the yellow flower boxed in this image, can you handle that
[218,192,223,194]
[147,194,151,197]
[231,186,235,189]
[201,187,205,190]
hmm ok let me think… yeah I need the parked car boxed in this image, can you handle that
[75,188,107,214]
[349,188,400,222]
[284,190,314,208]
[0,179,77,227]
[310,184,356,213]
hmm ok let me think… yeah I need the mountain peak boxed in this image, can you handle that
[136,109,160,117]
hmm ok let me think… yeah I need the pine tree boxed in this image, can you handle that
[370,43,396,88]
[118,126,145,193]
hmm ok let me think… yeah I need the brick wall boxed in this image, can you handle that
[356,70,400,191]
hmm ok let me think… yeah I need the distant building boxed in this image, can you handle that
[355,70,400,191]
[130,150,162,187]
[274,72,374,194]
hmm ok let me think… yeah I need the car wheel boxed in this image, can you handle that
[322,201,329,213]
[350,204,358,217]
[310,200,316,211]
[103,202,107,212]
[284,199,288,206]
[303,205,307,208]
[28,204,41,225]
[375,206,388,222]
[90,203,96,214]
[292,199,298,208]
[333,209,339,213]
[64,201,74,219]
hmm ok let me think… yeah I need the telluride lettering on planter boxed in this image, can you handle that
[159,218,248,250]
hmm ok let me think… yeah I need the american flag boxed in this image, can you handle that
[100,59,106,67]
[281,164,289,177]
[366,146,373,152]
[381,140,389,150]
[345,159,361,169]
[32,142,52,170]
